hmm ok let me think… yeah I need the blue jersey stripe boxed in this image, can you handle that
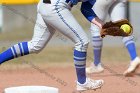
[55,0,84,51]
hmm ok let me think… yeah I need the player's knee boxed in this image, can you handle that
[31,45,44,53]
[122,36,134,43]
[75,38,89,52]
[83,39,89,47]
[90,24,100,36]
[28,41,45,53]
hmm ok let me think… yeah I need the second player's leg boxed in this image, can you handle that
[86,24,104,74]
[109,1,127,21]
[110,1,140,76]
[110,1,139,62]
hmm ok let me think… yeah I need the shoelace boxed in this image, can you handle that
[87,79,102,89]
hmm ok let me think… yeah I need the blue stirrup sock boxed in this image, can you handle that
[0,42,29,64]
[74,49,86,84]
[123,38,137,61]
[92,36,103,66]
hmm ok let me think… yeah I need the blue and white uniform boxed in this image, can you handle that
[0,0,99,85]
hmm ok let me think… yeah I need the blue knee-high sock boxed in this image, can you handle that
[93,36,103,66]
[74,50,86,84]
[124,39,137,61]
[0,42,29,64]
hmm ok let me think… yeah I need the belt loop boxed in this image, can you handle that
[43,0,51,4]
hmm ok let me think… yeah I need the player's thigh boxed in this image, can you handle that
[28,13,55,51]
[109,1,127,21]
[90,0,114,36]
[39,4,89,46]
[91,0,112,36]
[93,0,114,21]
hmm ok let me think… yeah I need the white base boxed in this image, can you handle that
[4,86,59,93]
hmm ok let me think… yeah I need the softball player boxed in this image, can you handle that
[0,0,104,91]
[86,0,140,76]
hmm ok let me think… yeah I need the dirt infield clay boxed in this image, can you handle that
[0,64,140,93]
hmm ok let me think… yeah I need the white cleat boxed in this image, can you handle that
[76,78,104,91]
[123,57,140,77]
[86,63,104,74]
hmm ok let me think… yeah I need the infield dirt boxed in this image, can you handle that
[0,62,140,93]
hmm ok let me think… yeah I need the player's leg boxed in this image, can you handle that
[86,0,114,74]
[86,24,104,74]
[110,1,140,76]
[28,14,55,54]
[38,2,103,91]
[0,13,55,64]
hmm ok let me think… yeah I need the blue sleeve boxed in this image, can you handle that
[81,1,97,22]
